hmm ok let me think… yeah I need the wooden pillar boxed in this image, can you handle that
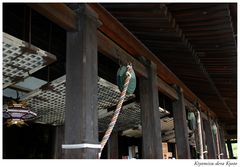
[172,86,191,159]
[210,120,220,159]
[226,139,234,159]
[219,127,228,159]
[202,129,208,159]
[52,125,64,159]
[139,61,162,159]
[203,120,217,159]
[63,5,100,159]
[107,132,119,159]
[215,124,221,159]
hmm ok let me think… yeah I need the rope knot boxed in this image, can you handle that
[126,63,133,77]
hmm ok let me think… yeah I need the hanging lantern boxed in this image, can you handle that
[187,111,196,131]
[3,101,37,127]
[117,65,136,94]
[212,123,217,135]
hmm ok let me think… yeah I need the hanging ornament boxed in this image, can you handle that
[212,123,217,135]
[187,111,196,131]
[117,65,136,94]
[3,101,37,127]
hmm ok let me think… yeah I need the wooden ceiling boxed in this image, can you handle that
[3,3,237,136]
[101,3,237,131]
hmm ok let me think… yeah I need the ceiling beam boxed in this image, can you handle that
[161,4,234,118]
[28,3,217,118]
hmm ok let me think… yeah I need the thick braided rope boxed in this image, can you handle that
[99,64,132,158]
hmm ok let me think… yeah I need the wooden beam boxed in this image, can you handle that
[107,132,119,159]
[172,86,191,159]
[157,77,178,100]
[29,3,216,118]
[28,3,77,31]
[97,31,147,78]
[63,5,99,159]
[199,111,208,120]
[139,61,163,159]
[225,133,237,140]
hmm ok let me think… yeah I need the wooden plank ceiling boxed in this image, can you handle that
[101,3,237,130]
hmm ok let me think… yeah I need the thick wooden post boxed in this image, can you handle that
[219,127,228,159]
[172,86,191,159]
[215,124,221,159]
[52,125,64,159]
[139,61,162,159]
[203,120,217,159]
[226,139,234,159]
[63,5,100,159]
[107,132,119,159]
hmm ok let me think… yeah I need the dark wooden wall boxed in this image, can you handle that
[3,123,54,159]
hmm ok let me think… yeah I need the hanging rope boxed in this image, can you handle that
[98,64,133,158]
[196,109,204,159]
